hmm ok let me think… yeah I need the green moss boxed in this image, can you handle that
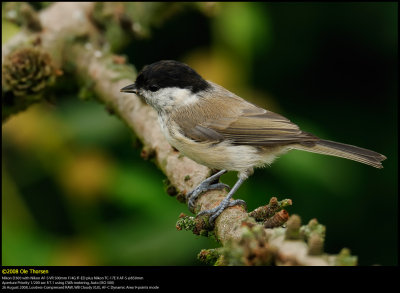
[335,248,358,266]
[307,233,324,256]
[176,214,196,232]
[197,248,223,265]
[249,197,292,222]
[78,81,96,101]
[285,214,302,240]
[300,218,326,241]
[214,255,227,266]
[175,213,214,238]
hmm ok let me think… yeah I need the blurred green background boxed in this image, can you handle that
[2,2,397,265]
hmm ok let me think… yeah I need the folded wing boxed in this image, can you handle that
[172,86,318,146]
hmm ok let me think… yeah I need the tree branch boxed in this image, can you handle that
[2,2,357,266]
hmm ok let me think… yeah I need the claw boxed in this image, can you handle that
[187,183,229,211]
[186,170,248,225]
[186,170,228,212]
[196,176,247,225]
[198,198,247,225]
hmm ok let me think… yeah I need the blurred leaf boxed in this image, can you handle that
[58,99,129,146]
[107,164,175,215]
[2,226,55,265]
[59,150,114,199]
[2,19,20,44]
[50,238,98,266]
[213,3,271,64]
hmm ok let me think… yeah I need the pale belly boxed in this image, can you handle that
[159,116,286,172]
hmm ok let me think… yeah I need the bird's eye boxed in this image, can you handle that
[149,85,159,92]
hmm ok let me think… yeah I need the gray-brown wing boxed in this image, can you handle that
[172,88,318,146]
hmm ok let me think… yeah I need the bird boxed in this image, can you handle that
[121,60,386,224]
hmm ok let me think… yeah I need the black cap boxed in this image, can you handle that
[133,60,210,93]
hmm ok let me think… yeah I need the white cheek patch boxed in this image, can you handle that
[170,88,199,106]
[143,88,198,113]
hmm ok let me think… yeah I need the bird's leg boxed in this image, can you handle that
[186,170,230,213]
[197,177,247,225]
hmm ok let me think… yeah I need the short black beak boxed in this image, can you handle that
[120,83,138,94]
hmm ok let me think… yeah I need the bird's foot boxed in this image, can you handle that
[186,170,229,213]
[198,198,247,225]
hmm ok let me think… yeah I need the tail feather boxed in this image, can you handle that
[292,139,386,169]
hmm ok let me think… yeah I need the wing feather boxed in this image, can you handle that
[171,83,318,146]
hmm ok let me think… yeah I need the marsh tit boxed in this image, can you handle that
[121,60,386,224]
